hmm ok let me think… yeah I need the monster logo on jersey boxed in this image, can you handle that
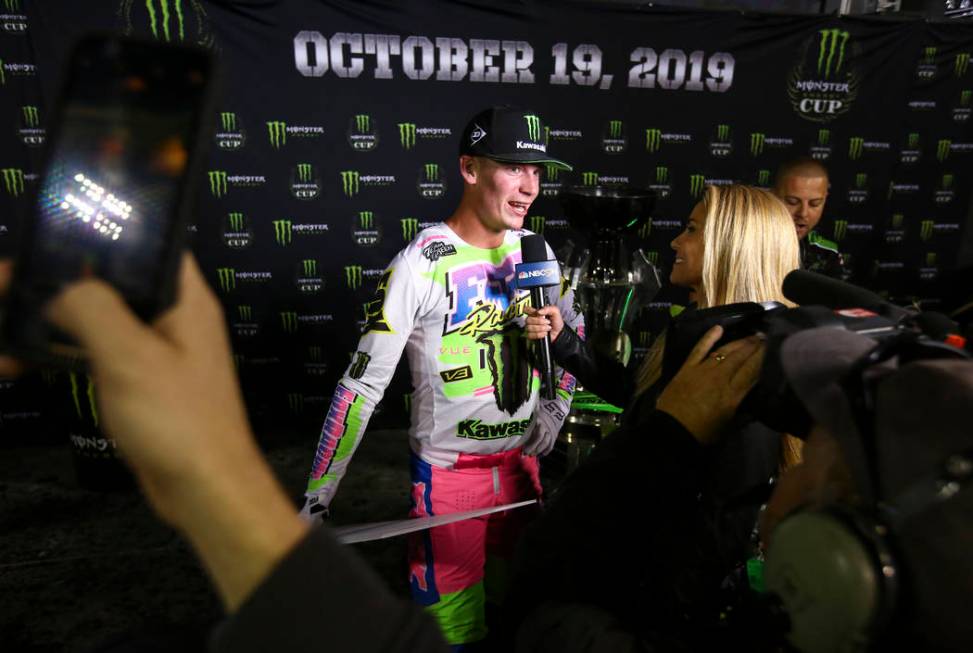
[709,123,733,157]
[601,120,626,154]
[352,210,382,247]
[118,0,215,48]
[290,163,321,199]
[417,163,447,199]
[362,269,394,334]
[223,211,252,248]
[787,28,861,122]
[215,111,246,150]
[347,114,379,151]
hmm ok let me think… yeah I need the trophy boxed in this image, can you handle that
[553,185,659,470]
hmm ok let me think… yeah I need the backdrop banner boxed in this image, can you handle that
[1,1,972,436]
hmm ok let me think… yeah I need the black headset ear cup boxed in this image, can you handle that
[764,508,898,653]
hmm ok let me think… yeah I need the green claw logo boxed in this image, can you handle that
[2,168,24,196]
[942,174,954,189]
[645,251,659,266]
[341,170,360,197]
[645,128,661,153]
[608,120,623,139]
[238,305,252,321]
[302,259,318,277]
[296,163,312,183]
[926,252,937,266]
[689,174,705,197]
[220,112,236,131]
[848,137,864,160]
[855,173,868,189]
[309,346,323,362]
[21,105,38,127]
[833,219,847,241]
[401,218,419,240]
[273,220,292,245]
[716,124,730,142]
[891,214,904,229]
[355,114,371,132]
[208,170,227,197]
[750,132,765,156]
[287,393,304,414]
[280,311,299,334]
[344,265,363,289]
[0,59,5,86]
[962,90,972,107]
[529,216,545,234]
[655,166,668,184]
[937,139,951,161]
[818,129,830,146]
[923,47,937,65]
[228,212,245,231]
[359,211,374,229]
[267,121,287,148]
[920,220,935,242]
[582,172,598,186]
[69,372,99,426]
[956,53,970,77]
[545,164,560,181]
[907,133,920,149]
[424,163,440,181]
[639,221,652,239]
[348,351,371,379]
[817,29,850,78]
[398,122,416,149]
[216,267,235,292]
[524,114,541,141]
[757,170,770,186]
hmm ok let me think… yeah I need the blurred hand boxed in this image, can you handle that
[524,305,564,343]
[656,325,764,445]
[523,414,559,457]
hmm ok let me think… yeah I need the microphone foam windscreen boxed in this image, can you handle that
[521,233,548,263]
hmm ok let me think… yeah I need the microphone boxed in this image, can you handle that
[516,234,561,400]
[782,270,912,322]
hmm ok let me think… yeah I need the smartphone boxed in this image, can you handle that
[2,35,215,365]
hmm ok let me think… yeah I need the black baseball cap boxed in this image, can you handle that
[459,106,573,171]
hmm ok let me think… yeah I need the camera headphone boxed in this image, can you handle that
[763,333,972,653]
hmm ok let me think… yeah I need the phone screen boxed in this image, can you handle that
[25,38,209,311]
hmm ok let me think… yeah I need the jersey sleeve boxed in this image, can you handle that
[304,251,422,507]
[535,279,584,431]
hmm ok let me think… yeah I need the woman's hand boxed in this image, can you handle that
[524,305,564,342]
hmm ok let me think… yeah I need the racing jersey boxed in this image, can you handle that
[305,223,583,507]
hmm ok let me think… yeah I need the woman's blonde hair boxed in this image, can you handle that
[634,185,803,464]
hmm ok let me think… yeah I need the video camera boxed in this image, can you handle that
[661,269,970,437]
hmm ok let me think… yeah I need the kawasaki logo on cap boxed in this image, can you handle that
[817,29,849,78]
[398,122,416,149]
[273,220,292,245]
[2,167,24,196]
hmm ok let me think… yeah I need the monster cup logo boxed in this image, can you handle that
[649,165,671,199]
[885,213,906,244]
[601,120,626,154]
[645,129,661,153]
[955,90,972,122]
[0,0,26,33]
[917,46,937,80]
[217,267,236,292]
[233,305,257,337]
[401,218,419,241]
[788,28,860,122]
[208,170,228,197]
[305,346,328,376]
[848,172,868,204]
[21,105,37,126]
[689,174,705,197]
[296,259,324,294]
[541,163,563,197]
[957,53,970,77]
[223,212,252,248]
[352,210,381,247]
[833,219,847,241]
[291,163,320,199]
[582,172,599,186]
[267,121,287,149]
[119,0,215,48]
[287,393,304,415]
[398,122,416,149]
[341,170,360,197]
[900,133,921,165]
[920,220,935,242]
[418,163,446,199]
[935,174,955,205]
[709,123,733,157]
[345,265,363,290]
[811,128,832,160]
[216,111,246,150]
[348,114,378,151]
[937,139,952,162]
[273,219,292,246]
[2,168,24,196]
[17,104,43,146]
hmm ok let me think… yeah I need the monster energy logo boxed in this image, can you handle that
[341,170,360,196]
[208,170,227,197]
[143,0,188,42]
[937,139,951,161]
[608,120,623,138]
[817,29,850,78]
[545,164,560,181]
[645,129,661,152]
[359,211,374,229]
[287,393,304,414]
[424,163,439,181]
[273,220,292,245]
[716,124,730,141]
[21,105,38,127]
[217,268,235,292]
[907,133,920,148]
[957,53,970,77]
[237,305,252,321]
[398,122,416,149]
[923,47,937,65]
[926,252,937,266]
[582,172,598,186]
[69,372,99,427]
[401,218,419,240]
[655,166,669,184]
[689,174,705,197]
[645,250,659,265]
[757,170,770,186]
[833,219,847,241]
[750,132,765,156]
[228,212,244,231]
[345,265,363,289]
[638,221,651,239]
[524,114,541,141]
[529,216,545,233]
[267,121,287,148]
[355,114,371,132]
[849,137,864,159]
[818,129,830,146]
[891,214,904,229]
[920,220,935,241]
[943,174,954,189]
[856,173,868,188]
[2,168,24,196]
[0,59,5,85]
[302,259,317,276]
[280,311,299,333]
[220,112,236,131]
[309,346,323,362]
[296,163,312,183]
[349,351,370,379]
[962,90,972,107]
